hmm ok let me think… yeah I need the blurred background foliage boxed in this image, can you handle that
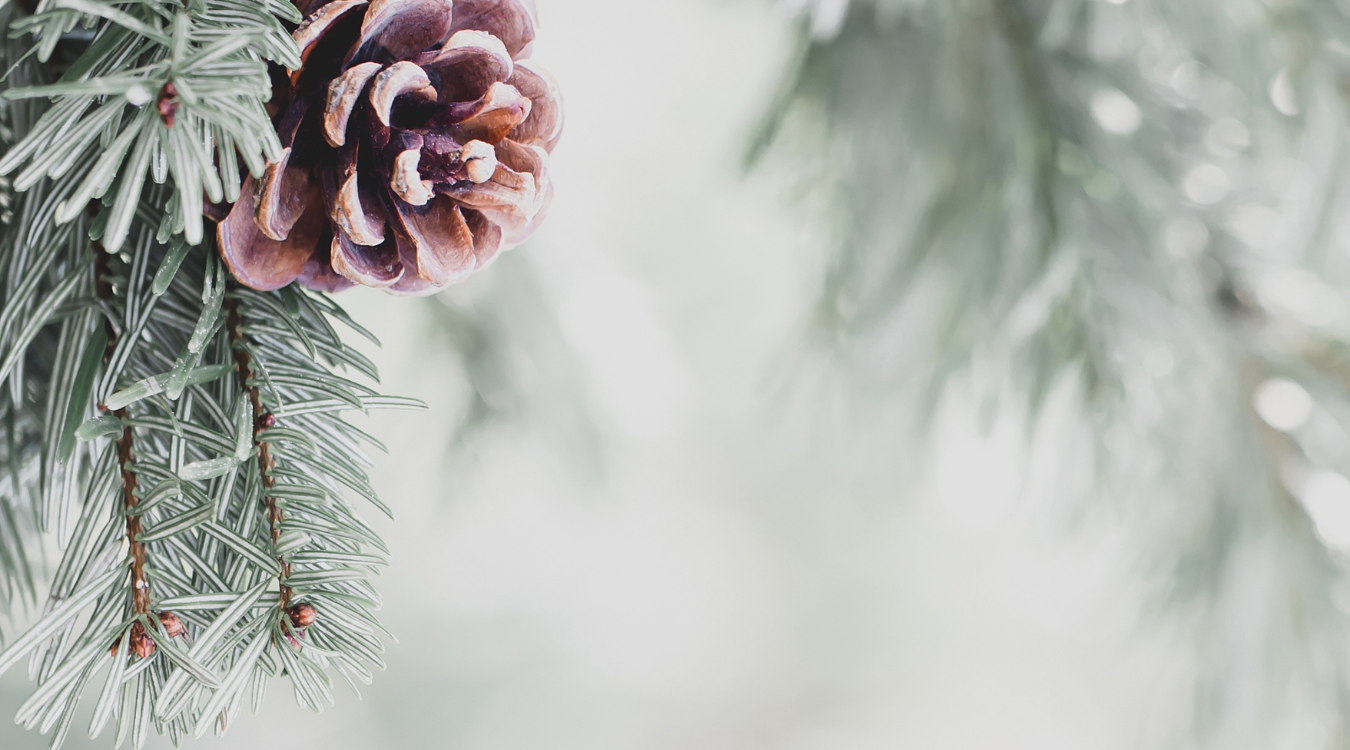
[758,0,1350,747]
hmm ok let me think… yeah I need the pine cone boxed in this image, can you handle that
[218,0,562,295]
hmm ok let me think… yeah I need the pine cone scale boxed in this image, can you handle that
[328,150,390,245]
[356,0,456,64]
[370,62,436,128]
[390,146,434,205]
[441,139,548,242]
[390,194,476,285]
[446,81,531,143]
[219,0,559,294]
[300,248,355,292]
[324,62,383,147]
[257,150,311,241]
[505,60,561,151]
[220,177,327,291]
[446,0,537,58]
[293,0,370,89]
[415,29,513,101]
[333,228,404,287]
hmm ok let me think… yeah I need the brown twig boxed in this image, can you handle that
[94,248,150,615]
[114,408,149,613]
[223,290,292,611]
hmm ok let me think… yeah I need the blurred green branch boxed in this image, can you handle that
[757,0,1350,745]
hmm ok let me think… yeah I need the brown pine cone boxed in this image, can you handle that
[218,0,561,295]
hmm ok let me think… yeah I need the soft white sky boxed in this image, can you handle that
[1,2,1182,748]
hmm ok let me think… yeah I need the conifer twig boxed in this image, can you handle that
[95,246,149,615]
[223,289,290,611]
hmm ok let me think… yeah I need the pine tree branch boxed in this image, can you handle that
[0,0,301,252]
[0,2,425,746]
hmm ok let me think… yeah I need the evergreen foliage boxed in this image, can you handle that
[2,0,298,252]
[0,2,421,747]
[761,0,1350,745]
